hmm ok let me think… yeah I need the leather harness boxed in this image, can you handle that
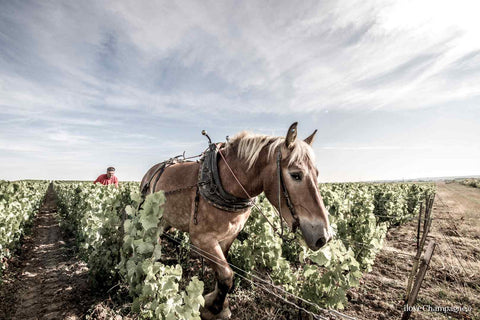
[141,155,189,198]
[198,143,255,212]
[140,140,299,237]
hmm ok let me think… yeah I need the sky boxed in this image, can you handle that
[0,0,479,182]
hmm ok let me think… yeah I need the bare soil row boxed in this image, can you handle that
[343,182,479,320]
[0,186,93,320]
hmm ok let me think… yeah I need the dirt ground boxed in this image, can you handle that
[342,182,480,320]
[1,182,478,320]
[0,185,94,320]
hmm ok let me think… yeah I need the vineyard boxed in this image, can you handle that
[3,179,479,319]
[459,178,480,189]
[49,181,434,319]
[0,180,48,273]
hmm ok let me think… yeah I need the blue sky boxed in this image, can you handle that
[1,0,479,182]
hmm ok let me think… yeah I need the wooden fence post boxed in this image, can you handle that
[416,202,423,252]
[405,194,435,303]
[406,201,427,301]
[402,241,436,320]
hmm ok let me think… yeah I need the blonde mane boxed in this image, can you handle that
[227,131,316,170]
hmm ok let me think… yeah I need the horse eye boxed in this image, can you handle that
[289,172,302,181]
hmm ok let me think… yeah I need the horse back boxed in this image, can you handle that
[140,161,200,194]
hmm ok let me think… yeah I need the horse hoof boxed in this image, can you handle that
[200,306,231,320]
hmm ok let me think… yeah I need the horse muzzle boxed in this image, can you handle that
[299,220,332,251]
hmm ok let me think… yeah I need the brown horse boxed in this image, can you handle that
[140,123,332,319]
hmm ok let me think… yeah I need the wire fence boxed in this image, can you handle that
[162,232,356,320]
[434,193,477,274]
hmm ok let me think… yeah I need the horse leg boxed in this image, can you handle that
[194,240,233,320]
[219,237,238,294]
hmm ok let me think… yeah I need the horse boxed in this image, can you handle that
[140,122,332,319]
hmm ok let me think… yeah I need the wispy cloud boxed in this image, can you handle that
[2,0,480,116]
[0,0,479,181]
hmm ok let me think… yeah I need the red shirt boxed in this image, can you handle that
[94,174,119,187]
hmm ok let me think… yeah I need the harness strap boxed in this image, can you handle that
[138,162,168,211]
[139,155,196,211]
[193,186,200,225]
[142,161,168,196]
[276,151,285,239]
[152,163,167,194]
[277,150,300,233]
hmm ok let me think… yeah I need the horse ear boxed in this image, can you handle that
[304,129,317,145]
[285,122,298,149]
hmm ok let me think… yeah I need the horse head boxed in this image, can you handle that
[263,122,332,251]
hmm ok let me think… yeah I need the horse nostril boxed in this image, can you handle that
[315,237,327,248]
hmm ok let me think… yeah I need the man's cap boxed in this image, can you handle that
[107,167,115,172]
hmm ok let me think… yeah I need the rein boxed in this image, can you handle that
[217,145,299,240]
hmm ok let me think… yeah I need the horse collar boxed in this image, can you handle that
[198,143,255,212]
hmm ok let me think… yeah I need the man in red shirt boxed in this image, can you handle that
[94,167,119,187]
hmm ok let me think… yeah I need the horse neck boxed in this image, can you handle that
[217,146,269,199]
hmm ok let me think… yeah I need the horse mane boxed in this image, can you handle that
[227,131,315,170]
